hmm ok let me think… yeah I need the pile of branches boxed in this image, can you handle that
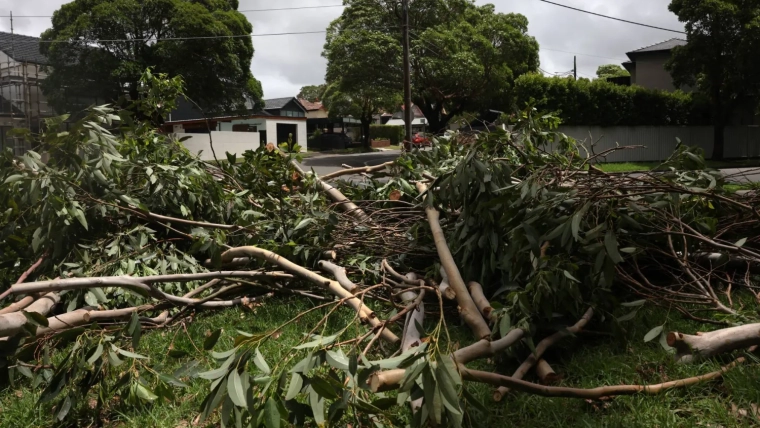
[1,72,759,426]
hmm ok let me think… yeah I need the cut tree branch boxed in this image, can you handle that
[318,261,358,293]
[667,324,760,363]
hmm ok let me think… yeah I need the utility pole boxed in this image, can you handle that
[401,0,413,151]
[573,55,577,81]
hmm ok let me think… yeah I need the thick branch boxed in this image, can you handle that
[321,161,394,181]
[318,261,358,293]
[453,328,526,365]
[400,273,425,352]
[468,281,494,321]
[417,182,490,339]
[222,246,399,344]
[36,305,170,336]
[289,156,369,221]
[536,359,561,385]
[438,267,456,300]
[667,324,760,363]
[494,307,594,401]
[0,293,60,337]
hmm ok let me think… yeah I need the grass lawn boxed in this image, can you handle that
[2,295,758,427]
[597,159,760,173]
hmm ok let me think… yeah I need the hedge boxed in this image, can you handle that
[370,125,404,146]
[513,74,712,127]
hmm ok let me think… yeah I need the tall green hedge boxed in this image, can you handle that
[369,125,404,146]
[513,74,711,126]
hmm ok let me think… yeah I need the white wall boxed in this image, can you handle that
[174,131,260,161]
[216,118,307,152]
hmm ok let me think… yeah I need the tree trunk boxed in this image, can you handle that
[361,119,371,152]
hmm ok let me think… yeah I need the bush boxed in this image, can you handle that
[513,74,711,126]
[370,125,404,146]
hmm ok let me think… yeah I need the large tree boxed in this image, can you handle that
[667,0,760,159]
[596,64,630,79]
[40,0,263,115]
[323,27,402,150]
[297,84,327,102]
[324,0,539,133]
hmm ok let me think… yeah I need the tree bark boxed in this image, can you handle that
[318,261,358,293]
[437,267,457,301]
[222,246,399,344]
[494,308,594,401]
[400,273,425,353]
[467,281,494,321]
[417,182,491,340]
[0,293,60,337]
[667,324,760,363]
[536,359,561,385]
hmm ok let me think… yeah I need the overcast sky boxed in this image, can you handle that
[0,0,685,99]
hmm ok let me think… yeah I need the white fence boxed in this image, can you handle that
[556,126,760,162]
[174,131,260,161]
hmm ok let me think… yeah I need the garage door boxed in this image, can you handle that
[276,123,298,148]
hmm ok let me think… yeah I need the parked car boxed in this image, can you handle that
[316,132,352,150]
[412,132,432,147]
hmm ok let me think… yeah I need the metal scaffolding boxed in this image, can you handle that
[1,12,52,155]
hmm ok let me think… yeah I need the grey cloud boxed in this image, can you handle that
[0,0,685,97]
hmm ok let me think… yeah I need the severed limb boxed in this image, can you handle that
[417,182,490,339]
[0,292,60,337]
[318,261,358,293]
[438,267,456,301]
[536,359,561,385]
[320,161,395,181]
[468,281,494,321]
[494,307,594,401]
[667,324,760,363]
[222,246,399,344]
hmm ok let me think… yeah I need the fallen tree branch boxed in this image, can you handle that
[289,155,369,221]
[221,246,399,344]
[36,305,170,336]
[536,359,561,385]
[667,324,760,363]
[399,273,425,353]
[461,356,747,399]
[320,161,394,181]
[453,328,526,365]
[494,307,594,401]
[0,292,60,337]
[318,261,358,293]
[0,255,47,306]
[468,281,494,321]
[438,267,456,301]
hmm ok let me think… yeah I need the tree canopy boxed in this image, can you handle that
[40,0,263,116]
[324,0,539,133]
[297,84,327,102]
[596,64,630,79]
[666,0,760,159]
[323,26,402,149]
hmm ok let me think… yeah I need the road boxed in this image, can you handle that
[300,150,760,185]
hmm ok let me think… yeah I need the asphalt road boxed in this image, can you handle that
[299,150,401,179]
[300,150,760,185]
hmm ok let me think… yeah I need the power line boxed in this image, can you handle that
[541,47,628,62]
[6,30,331,44]
[0,4,346,19]
[535,0,686,34]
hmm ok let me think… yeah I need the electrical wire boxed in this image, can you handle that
[534,0,686,34]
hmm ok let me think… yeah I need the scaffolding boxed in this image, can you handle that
[1,12,53,155]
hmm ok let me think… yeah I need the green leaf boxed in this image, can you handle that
[264,397,281,428]
[604,230,624,264]
[253,348,271,374]
[309,389,325,426]
[17,365,33,379]
[310,377,340,400]
[136,384,158,402]
[325,350,349,371]
[435,358,462,415]
[616,309,638,323]
[285,373,304,401]
[499,313,511,338]
[116,348,148,360]
[621,300,646,307]
[23,311,50,327]
[56,395,72,421]
[294,218,314,231]
[400,360,428,392]
[73,209,88,230]
[293,334,338,350]
[3,174,24,184]
[204,329,222,350]
[108,351,124,367]
[644,325,664,343]
[86,344,104,364]
[227,370,247,407]
[620,247,638,254]
[159,373,188,388]
[168,350,189,359]
[735,238,748,248]
[563,270,580,283]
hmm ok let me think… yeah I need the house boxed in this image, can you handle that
[385,104,428,133]
[298,98,328,119]
[0,31,55,152]
[165,97,308,158]
[622,38,687,92]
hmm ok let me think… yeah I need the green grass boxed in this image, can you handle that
[597,158,760,173]
[1,297,758,427]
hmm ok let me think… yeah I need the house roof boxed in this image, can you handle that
[401,104,425,118]
[628,38,686,55]
[263,97,300,110]
[0,31,47,65]
[298,98,324,111]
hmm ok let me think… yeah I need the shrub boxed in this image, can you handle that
[369,125,404,146]
[513,74,711,126]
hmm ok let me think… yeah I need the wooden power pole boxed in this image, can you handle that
[574,56,577,81]
[401,0,413,150]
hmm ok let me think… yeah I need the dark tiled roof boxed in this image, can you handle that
[0,31,47,64]
[263,97,297,110]
[629,38,686,54]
